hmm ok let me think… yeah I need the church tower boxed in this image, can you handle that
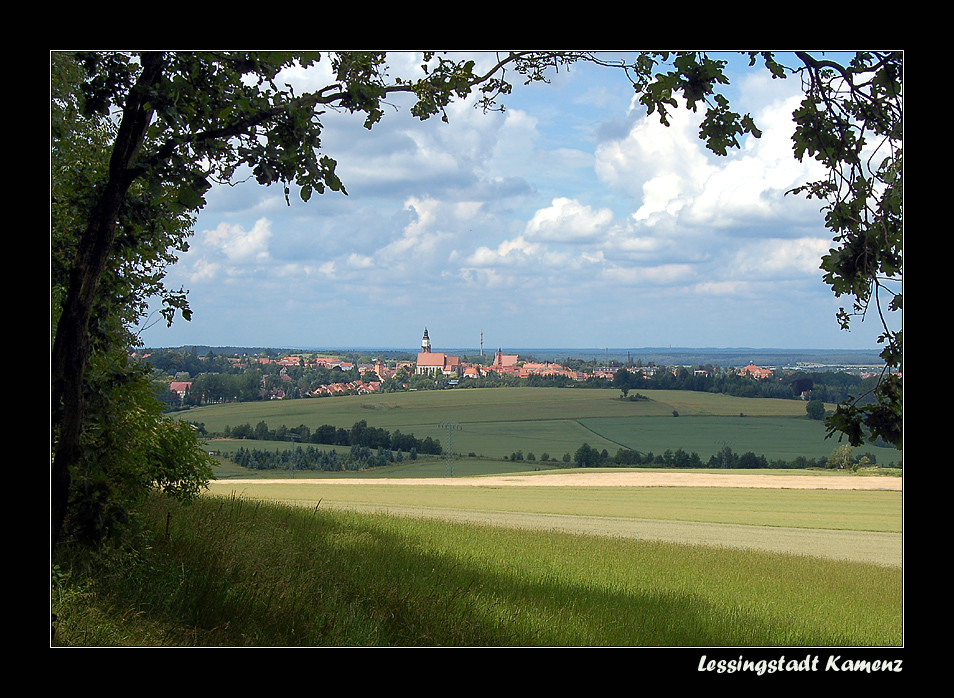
[421,327,431,353]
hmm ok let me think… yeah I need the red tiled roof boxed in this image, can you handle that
[417,352,448,366]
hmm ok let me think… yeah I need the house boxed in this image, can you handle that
[740,363,773,380]
[169,381,192,398]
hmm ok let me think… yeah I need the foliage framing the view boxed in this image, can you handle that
[51,54,214,547]
[51,50,901,548]
[786,52,902,449]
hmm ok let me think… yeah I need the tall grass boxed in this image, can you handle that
[52,494,902,646]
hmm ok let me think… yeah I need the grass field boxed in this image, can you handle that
[579,416,861,462]
[207,468,903,568]
[182,387,902,463]
[208,477,902,532]
[53,492,903,646]
[106,387,901,646]
[192,388,903,570]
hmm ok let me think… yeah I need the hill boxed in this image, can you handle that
[180,387,899,465]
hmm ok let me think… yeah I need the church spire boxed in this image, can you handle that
[421,327,431,353]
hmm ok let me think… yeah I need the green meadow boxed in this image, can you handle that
[183,387,900,463]
[57,387,896,646]
[207,478,902,534]
[53,492,903,646]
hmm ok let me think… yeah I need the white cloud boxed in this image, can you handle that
[346,253,375,270]
[524,197,614,243]
[203,218,273,263]
[465,235,543,267]
[179,218,275,284]
[596,106,716,219]
[141,54,887,351]
[374,196,459,266]
[187,258,220,284]
[731,237,831,279]
[693,280,751,296]
[596,89,828,238]
[601,263,696,286]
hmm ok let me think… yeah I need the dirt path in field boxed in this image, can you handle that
[219,471,902,490]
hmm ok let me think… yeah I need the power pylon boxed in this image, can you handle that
[439,422,462,477]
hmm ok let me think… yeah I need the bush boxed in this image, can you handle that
[826,444,854,470]
[806,399,826,420]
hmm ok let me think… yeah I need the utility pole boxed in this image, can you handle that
[717,440,733,468]
[439,422,462,477]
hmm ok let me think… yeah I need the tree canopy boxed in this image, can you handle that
[785,52,902,449]
[51,50,901,548]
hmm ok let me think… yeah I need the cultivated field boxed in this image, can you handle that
[207,469,903,567]
[186,387,902,463]
[199,387,903,595]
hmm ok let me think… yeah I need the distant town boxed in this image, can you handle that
[136,328,893,409]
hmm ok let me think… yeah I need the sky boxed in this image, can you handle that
[138,51,896,353]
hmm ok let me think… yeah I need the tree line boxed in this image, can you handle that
[224,437,898,474]
[213,419,442,456]
[230,443,416,472]
[611,366,873,404]
[570,442,897,470]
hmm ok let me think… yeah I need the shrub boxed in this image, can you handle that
[806,399,826,420]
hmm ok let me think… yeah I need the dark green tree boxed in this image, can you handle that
[806,399,827,420]
[612,368,635,398]
[254,420,271,441]
[52,53,213,547]
[574,443,600,468]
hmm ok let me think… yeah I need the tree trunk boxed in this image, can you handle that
[50,54,164,550]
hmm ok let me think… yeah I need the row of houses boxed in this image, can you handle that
[309,379,381,397]
[413,330,787,384]
[163,333,779,402]
[245,355,359,372]
[413,329,593,382]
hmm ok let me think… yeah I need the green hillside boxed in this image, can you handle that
[181,388,898,463]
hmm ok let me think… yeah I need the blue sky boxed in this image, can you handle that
[139,51,894,352]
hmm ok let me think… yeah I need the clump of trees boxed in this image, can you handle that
[231,443,412,472]
[220,419,442,455]
[806,399,827,420]
[569,442,892,470]
[824,444,882,472]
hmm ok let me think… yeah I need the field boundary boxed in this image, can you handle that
[216,471,903,490]
[574,419,630,450]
